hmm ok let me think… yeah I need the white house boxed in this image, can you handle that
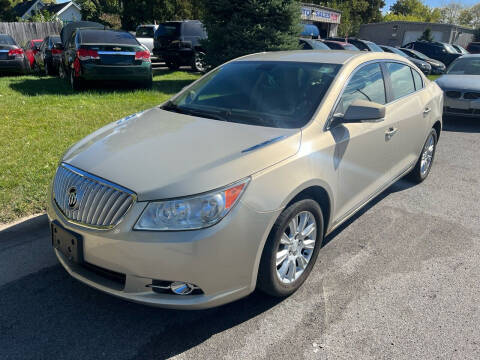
[12,1,82,23]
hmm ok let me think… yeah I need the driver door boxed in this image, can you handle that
[330,62,397,221]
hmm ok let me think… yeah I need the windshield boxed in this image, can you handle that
[447,58,480,75]
[166,61,341,129]
[344,44,359,51]
[80,30,138,45]
[387,47,408,58]
[136,26,155,38]
[403,48,428,60]
[367,42,384,52]
[156,23,181,38]
[308,40,329,50]
[0,35,16,45]
[444,43,458,54]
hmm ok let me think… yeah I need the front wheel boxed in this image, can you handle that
[407,129,438,183]
[257,199,324,297]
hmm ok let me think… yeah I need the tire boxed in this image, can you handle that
[407,128,438,183]
[59,63,66,80]
[70,69,83,91]
[191,51,206,73]
[257,198,324,297]
[166,61,179,71]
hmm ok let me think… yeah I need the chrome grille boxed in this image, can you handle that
[53,164,135,229]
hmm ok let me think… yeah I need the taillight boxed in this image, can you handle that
[135,50,151,62]
[52,49,62,55]
[77,48,99,61]
[8,48,24,58]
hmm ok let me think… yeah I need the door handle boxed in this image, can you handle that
[424,107,431,115]
[385,127,398,139]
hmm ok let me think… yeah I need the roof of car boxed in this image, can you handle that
[235,50,406,65]
[458,54,480,58]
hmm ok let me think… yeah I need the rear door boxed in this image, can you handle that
[330,62,397,220]
[383,62,426,171]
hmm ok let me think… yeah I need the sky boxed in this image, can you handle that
[383,0,479,12]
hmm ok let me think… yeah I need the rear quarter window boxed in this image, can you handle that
[411,69,423,90]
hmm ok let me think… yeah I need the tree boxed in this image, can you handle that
[0,0,13,21]
[458,3,480,29]
[439,1,464,25]
[418,27,434,42]
[201,0,301,67]
[388,0,441,22]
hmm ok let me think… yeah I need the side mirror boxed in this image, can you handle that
[53,42,64,50]
[342,100,386,123]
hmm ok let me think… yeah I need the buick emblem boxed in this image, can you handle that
[67,186,79,210]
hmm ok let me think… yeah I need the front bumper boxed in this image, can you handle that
[0,58,26,74]
[444,97,480,118]
[47,188,280,309]
[81,62,152,82]
[431,67,446,75]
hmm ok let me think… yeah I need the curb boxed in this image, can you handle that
[0,213,48,234]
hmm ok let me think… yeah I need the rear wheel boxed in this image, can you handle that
[70,69,83,91]
[257,199,323,297]
[191,51,206,73]
[407,129,437,183]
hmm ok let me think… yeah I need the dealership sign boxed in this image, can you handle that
[301,6,341,24]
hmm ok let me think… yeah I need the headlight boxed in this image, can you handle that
[134,178,250,231]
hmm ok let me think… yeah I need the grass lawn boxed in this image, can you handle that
[0,70,200,224]
[428,75,440,81]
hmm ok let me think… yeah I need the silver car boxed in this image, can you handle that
[48,51,443,309]
[436,54,480,118]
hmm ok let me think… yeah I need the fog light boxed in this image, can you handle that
[170,281,195,295]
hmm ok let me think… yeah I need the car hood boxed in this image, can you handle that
[63,108,301,201]
[436,75,480,91]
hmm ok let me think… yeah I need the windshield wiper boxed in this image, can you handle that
[161,101,228,121]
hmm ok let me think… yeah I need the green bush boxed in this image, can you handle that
[201,0,301,67]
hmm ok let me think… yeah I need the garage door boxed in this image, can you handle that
[402,30,443,45]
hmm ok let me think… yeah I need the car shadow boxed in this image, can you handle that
[8,71,196,97]
[443,116,480,133]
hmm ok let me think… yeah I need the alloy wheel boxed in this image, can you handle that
[420,133,435,176]
[276,211,317,284]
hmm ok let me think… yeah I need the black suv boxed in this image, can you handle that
[403,41,461,66]
[153,20,207,72]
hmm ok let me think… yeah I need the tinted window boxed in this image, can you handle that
[170,61,341,129]
[336,63,386,113]
[367,42,384,52]
[325,42,342,50]
[136,26,155,38]
[156,23,181,38]
[412,69,423,90]
[80,30,138,45]
[350,40,367,51]
[387,63,415,100]
[0,35,16,45]
[183,22,205,37]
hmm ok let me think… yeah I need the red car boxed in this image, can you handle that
[24,39,43,69]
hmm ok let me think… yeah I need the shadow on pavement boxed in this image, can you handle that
[443,116,480,133]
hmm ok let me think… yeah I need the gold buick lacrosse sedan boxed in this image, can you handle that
[48,50,443,309]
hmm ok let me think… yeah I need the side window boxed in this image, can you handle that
[335,63,386,114]
[300,41,312,50]
[386,63,416,100]
[411,69,423,91]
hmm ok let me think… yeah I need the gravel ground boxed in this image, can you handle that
[0,117,479,360]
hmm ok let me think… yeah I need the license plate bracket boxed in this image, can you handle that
[51,221,84,263]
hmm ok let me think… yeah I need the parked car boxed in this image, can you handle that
[322,40,359,51]
[153,20,207,72]
[48,51,443,309]
[399,48,446,74]
[299,38,329,50]
[0,34,28,74]
[327,37,384,52]
[466,42,480,54]
[24,38,43,70]
[33,35,62,75]
[451,44,469,55]
[403,41,461,67]
[135,24,158,58]
[58,22,152,90]
[436,54,480,118]
[380,45,431,75]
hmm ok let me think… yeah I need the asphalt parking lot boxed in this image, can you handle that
[0,117,479,360]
